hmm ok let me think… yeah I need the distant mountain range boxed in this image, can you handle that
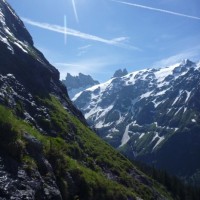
[62,73,99,99]
[73,59,200,185]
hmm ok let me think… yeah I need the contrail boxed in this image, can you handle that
[72,0,79,23]
[22,17,139,50]
[112,0,200,21]
[64,15,67,45]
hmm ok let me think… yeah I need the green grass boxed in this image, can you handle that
[0,97,173,200]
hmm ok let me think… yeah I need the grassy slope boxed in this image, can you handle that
[0,95,172,200]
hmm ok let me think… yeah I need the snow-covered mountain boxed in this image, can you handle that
[73,59,200,184]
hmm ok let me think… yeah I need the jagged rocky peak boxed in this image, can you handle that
[64,72,99,89]
[113,68,128,78]
[62,72,99,99]
[182,58,195,66]
[171,59,195,73]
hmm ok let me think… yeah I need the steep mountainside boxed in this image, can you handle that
[0,0,173,199]
[73,59,200,185]
[62,73,99,99]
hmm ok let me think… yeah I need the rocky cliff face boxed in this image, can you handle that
[62,73,99,99]
[0,1,172,199]
[73,59,200,185]
[113,68,128,78]
[0,0,56,94]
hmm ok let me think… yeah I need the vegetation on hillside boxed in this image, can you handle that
[0,96,173,200]
[134,161,200,200]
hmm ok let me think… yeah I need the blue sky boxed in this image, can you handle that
[7,0,200,82]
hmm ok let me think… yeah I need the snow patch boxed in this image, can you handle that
[185,91,191,103]
[152,132,159,142]
[154,89,168,96]
[174,107,182,116]
[167,108,172,114]
[7,74,15,79]
[119,124,131,147]
[151,132,165,149]
[154,62,180,83]
[87,78,113,93]
[139,133,145,139]
[0,35,14,53]
[110,127,119,133]
[69,85,94,99]
[153,136,165,149]
[191,119,196,123]
[6,3,20,20]
[140,91,152,99]
[153,99,166,108]
[14,41,28,53]
[106,133,113,139]
[172,90,183,106]
[4,26,14,37]
[123,71,138,85]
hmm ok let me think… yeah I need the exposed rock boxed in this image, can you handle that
[0,154,62,200]
[62,73,99,99]
[113,68,128,78]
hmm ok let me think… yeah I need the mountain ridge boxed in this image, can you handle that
[73,59,200,185]
[112,68,128,78]
[62,73,99,99]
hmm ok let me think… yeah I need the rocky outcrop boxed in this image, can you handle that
[0,147,62,200]
[112,68,128,78]
[62,73,99,99]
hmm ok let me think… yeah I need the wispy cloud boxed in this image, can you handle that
[112,0,200,21]
[155,34,174,43]
[111,37,129,42]
[78,44,92,50]
[71,0,79,23]
[77,45,92,56]
[152,46,200,68]
[22,17,139,50]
